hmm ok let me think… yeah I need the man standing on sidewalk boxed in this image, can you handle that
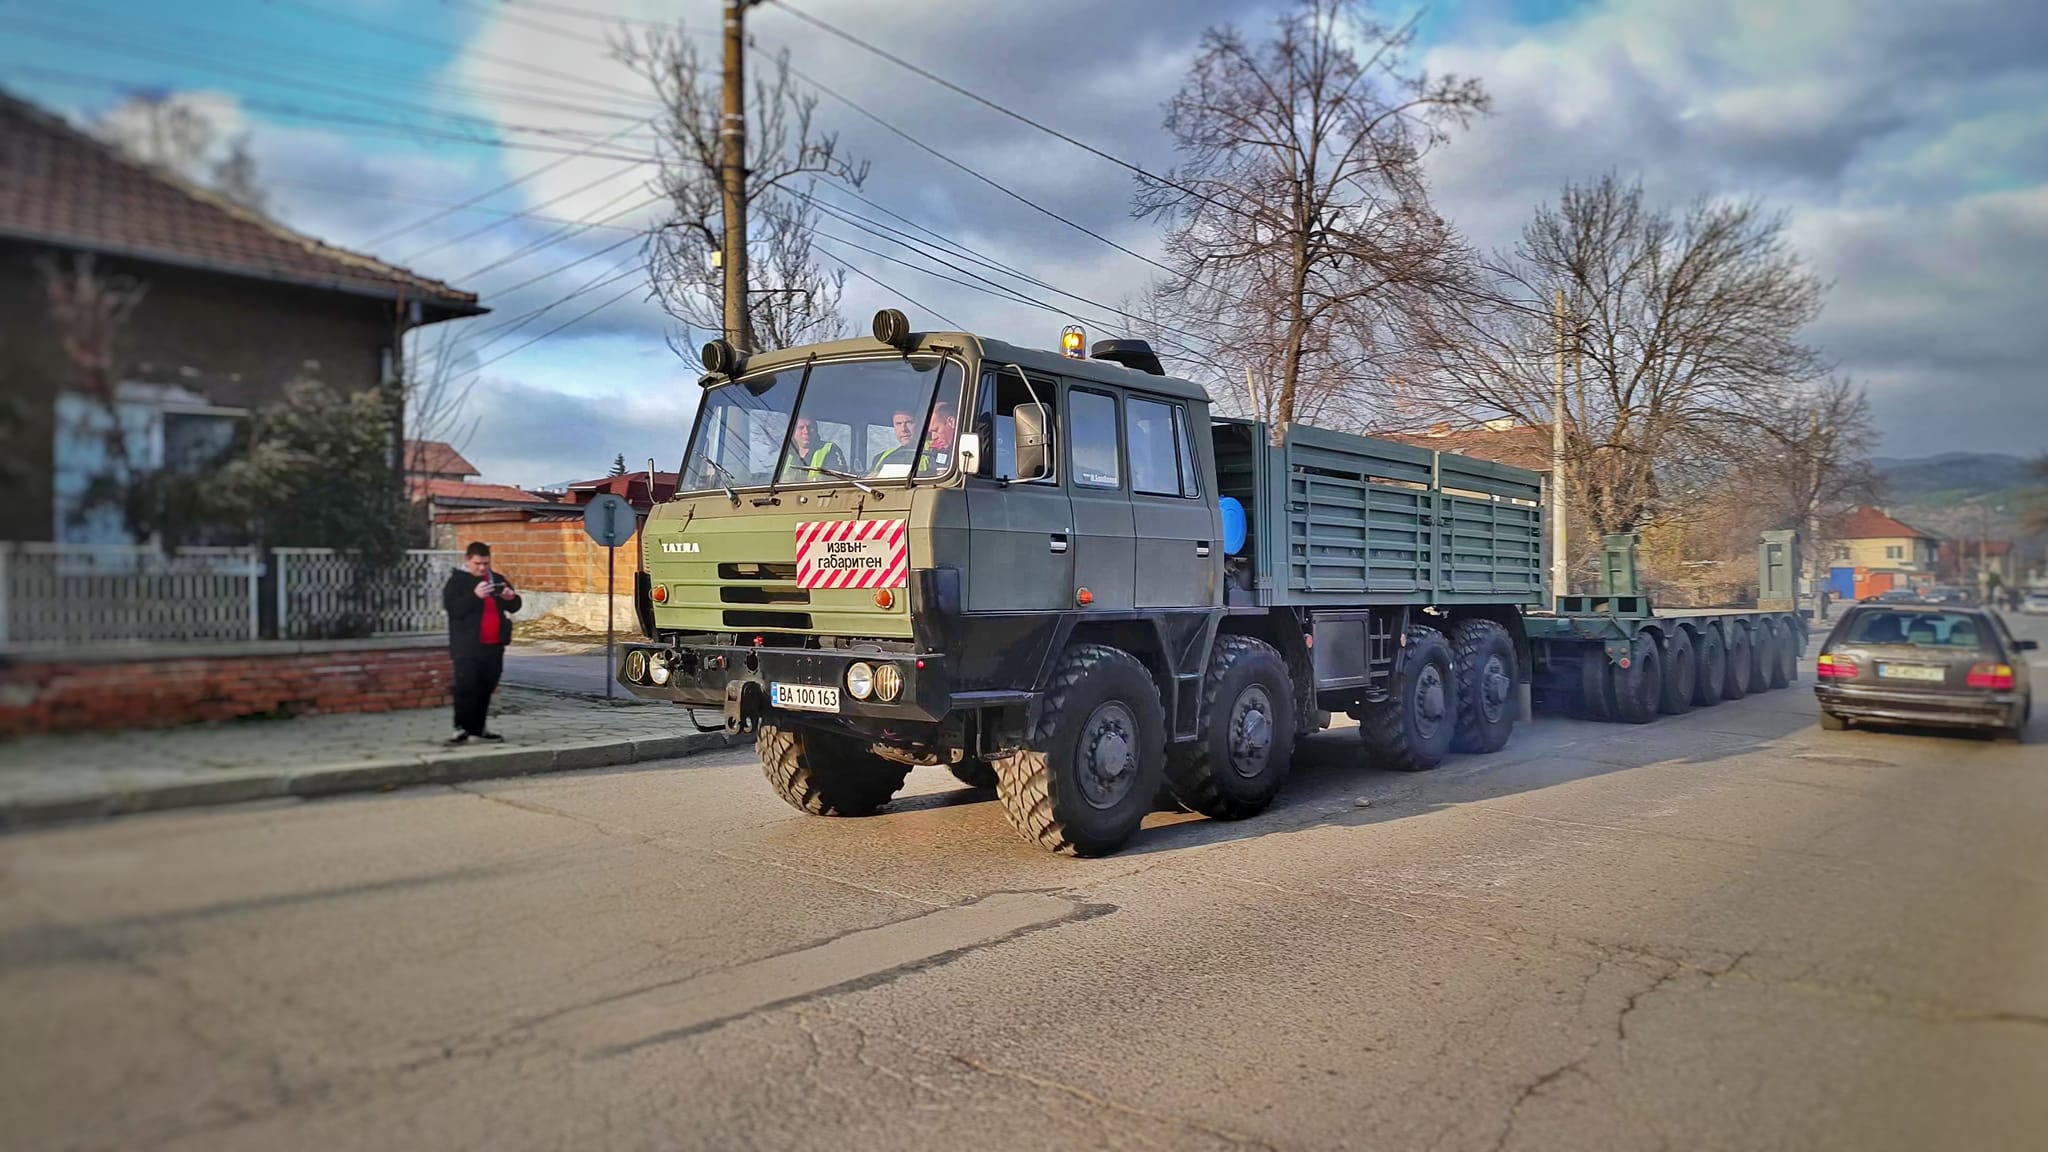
[444,542,521,745]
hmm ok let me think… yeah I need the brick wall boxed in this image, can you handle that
[435,511,643,594]
[0,639,453,736]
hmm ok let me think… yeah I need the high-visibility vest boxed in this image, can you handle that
[789,442,840,480]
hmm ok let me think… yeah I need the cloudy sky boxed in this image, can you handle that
[8,0,2045,486]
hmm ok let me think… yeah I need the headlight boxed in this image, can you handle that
[846,661,874,700]
[649,652,672,685]
[872,661,903,702]
[624,649,648,682]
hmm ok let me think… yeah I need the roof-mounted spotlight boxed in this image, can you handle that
[700,339,741,376]
[872,307,914,350]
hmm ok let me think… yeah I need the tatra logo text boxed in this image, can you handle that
[662,541,700,553]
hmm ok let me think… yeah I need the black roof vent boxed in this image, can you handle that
[1089,339,1164,376]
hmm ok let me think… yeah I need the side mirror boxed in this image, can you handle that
[2017,639,2039,652]
[1013,402,1051,480]
[956,432,981,476]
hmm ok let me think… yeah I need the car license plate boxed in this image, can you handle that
[1877,663,1945,682]
[771,682,840,712]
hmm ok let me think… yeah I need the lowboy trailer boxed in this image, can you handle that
[615,313,1809,855]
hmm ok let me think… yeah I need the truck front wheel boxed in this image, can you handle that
[994,644,1166,856]
[1165,634,1296,819]
[1449,619,1518,754]
[948,761,998,790]
[759,722,912,816]
[1360,626,1457,771]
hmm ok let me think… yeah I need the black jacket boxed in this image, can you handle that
[445,569,522,658]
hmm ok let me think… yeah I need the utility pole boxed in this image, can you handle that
[1550,288,1568,604]
[719,1,762,350]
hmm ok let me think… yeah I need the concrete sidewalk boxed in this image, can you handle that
[0,685,739,831]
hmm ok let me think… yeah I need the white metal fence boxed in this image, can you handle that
[273,548,461,640]
[0,543,462,647]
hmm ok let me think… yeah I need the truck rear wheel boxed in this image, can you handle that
[1612,631,1662,725]
[1692,626,1726,707]
[758,722,912,817]
[1722,624,1753,700]
[1449,619,1517,754]
[1771,621,1799,687]
[1360,626,1456,771]
[1580,649,1617,721]
[948,761,997,790]
[993,644,1166,856]
[1659,628,1696,715]
[1165,635,1295,819]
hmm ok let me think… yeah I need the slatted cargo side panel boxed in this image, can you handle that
[1283,428,1439,596]
[1438,454,1545,598]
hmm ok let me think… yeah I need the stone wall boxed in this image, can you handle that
[0,637,452,736]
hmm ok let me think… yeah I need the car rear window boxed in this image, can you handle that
[1842,610,1989,649]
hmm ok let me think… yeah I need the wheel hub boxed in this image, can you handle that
[1229,686,1274,779]
[1479,655,1510,724]
[1077,702,1138,810]
[1416,664,1445,739]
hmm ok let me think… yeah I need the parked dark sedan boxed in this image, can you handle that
[1815,603,2034,740]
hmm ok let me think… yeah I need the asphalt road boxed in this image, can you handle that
[5,616,2046,1151]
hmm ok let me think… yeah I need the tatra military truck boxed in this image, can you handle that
[616,311,1807,856]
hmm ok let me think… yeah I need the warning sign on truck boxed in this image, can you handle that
[795,519,908,589]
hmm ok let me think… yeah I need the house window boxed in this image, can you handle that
[53,384,245,544]
[1832,547,1850,561]
[1885,545,1903,560]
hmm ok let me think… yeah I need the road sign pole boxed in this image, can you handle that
[606,542,616,700]
[582,493,636,703]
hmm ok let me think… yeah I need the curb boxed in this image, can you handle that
[0,729,745,833]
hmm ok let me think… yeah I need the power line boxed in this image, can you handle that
[405,162,647,264]
[265,177,640,233]
[367,120,654,246]
[471,278,648,371]
[455,192,662,282]
[464,255,645,354]
[813,248,965,331]
[466,224,648,299]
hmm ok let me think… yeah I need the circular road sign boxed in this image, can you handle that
[582,493,637,548]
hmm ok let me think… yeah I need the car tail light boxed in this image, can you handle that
[1966,663,2014,690]
[1816,654,1858,679]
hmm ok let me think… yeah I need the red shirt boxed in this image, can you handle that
[480,593,503,645]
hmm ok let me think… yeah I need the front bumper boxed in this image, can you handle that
[1814,683,2024,730]
[618,641,950,728]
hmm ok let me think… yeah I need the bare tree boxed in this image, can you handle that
[93,91,268,213]
[614,27,867,353]
[1408,175,1830,534]
[1135,0,1487,441]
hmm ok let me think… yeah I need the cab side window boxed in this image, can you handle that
[1127,397,1184,496]
[1069,388,1121,490]
[975,366,1058,482]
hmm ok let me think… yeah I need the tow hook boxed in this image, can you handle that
[724,680,765,734]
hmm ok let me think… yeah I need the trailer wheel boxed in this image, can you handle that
[1776,620,1802,685]
[1449,619,1517,754]
[1579,648,1617,722]
[1658,628,1696,715]
[1360,626,1457,771]
[993,644,1165,856]
[1752,621,1778,691]
[1164,635,1296,819]
[1693,626,1726,707]
[947,760,997,790]
[759,722,912,817]
[1722,623,1753,700]
[1612,631,1663,725]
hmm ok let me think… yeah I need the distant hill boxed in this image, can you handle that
[1874,452,2036,507]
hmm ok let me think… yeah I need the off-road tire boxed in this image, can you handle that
[1722,624,1753,700]
[993,644,1166,857]
[1776,621,1802,685]
[1284,639,1318,749]
[1449,619,1518,754]
[947,760,997,790]
[1360,626,1457,771]
[1658,628,1696,716]
[1612,630,1663,725]
[758,722,912,816]
[1164,635,1295,819]
[1692,626,1727,707]
[1749,621,1775,692]
[1818,711,1848,732]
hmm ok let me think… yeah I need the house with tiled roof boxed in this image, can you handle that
[1831,506,1937,573]
[0,89,484,542]
[1377,419,1553,475]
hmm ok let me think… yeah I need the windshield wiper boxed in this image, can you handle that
[699,456,742,505]
[804,464,878,496]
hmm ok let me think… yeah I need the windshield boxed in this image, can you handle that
[679,356,963,493]
[1842,609,1989,649]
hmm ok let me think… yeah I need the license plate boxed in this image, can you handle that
[1877,663,1946,682]
[771,682,840,712]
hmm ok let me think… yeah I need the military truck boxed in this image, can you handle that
[616,311,1806,856]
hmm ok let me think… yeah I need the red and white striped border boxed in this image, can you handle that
[794,519,909,589]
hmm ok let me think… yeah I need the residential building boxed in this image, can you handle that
[0,89,482,543]
[1831,506,1938,572]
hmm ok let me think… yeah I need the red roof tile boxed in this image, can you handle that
[408,478,547,504]
[1838,506,1934,540]
[1377,422,1553,474]
[404,439,478,479]
[0,89,480,318]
